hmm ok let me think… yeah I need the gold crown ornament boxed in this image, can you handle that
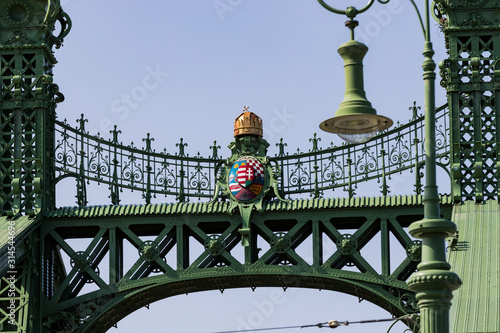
[234,106,263,137]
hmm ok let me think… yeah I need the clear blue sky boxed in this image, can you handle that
[53,0,450,332]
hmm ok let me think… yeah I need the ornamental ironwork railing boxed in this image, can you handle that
[54,103,449,206]
[276,103,449,198]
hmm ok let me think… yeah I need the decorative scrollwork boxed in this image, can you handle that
[436,123,448,151]
[322,153,343,186]
[122,152,144,185]
[55,130,77,169]
[48,83,65,103]
[288,158,311,190]
[53,104,449,205]
[355,147,378,176]
[189,162,210,194]
[50,11,72,49]
[88,144,110,182]
[388,133,411,168]
[155,159,176,191]
[4,30,34,45]
[459,12,491,27]
[400,293,419,313]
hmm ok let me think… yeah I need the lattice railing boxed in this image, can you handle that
[275,104,449,198]
[54,115,223,205]
[54,103,450,205]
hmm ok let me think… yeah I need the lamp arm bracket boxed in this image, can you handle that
[409,0,427,40]
[317,0,375,18]
[318,0,427,41]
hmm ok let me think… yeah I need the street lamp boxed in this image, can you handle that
[317,0,462,332]
[318,5,392,143]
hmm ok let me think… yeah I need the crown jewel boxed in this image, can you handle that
[234,106,263,137]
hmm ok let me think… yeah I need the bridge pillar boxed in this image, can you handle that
[434,0,500,332]
[437,0,500,202]
[0,1,70,332]
[0,0,69,216]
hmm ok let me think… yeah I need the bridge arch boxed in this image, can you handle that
[81,273,417,333]
[111,286,416,333]
[40,198,445,332]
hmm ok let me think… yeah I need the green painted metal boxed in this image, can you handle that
[431,1,500,330]
[40,194,452,218]
[319,35,393,143]
[50,104,449,209]
[405,1,461,331]
[0,0,69,217]
[315,0,463,332]
[36,202,439,332]
[0,215,38,277]
[0,259,32,333]
[436,0,500,203]
[0,0,498,332]
[0,2,69,333]
[448,201,500,332]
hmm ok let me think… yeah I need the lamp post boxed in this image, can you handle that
[319,5,392,144]
[318,0,461,332]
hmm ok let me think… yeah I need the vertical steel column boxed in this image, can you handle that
[316,0,462,331]
[407,1,461,332]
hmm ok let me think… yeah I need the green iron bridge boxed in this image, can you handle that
[1,0,499,332]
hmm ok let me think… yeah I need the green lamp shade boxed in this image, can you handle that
[320,40,393,144]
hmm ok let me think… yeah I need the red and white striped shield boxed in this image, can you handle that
[236,162,254,188]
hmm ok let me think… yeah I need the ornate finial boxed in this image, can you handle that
[234,106,263,137]
[409,101,421,120]
[142,133,154,153]
[210,140,221,159]
[110,125,122,145]
[176,138,188,157]
[77,114,88,133]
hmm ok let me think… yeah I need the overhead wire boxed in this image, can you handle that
[209,315,418,333]
[209,324,321,333]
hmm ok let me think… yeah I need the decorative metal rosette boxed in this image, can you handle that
[336,234,358,255]
[228,156,266,202]
[4,1,32,26]
[204,235,225,256]
[139,240,159,262]
[70,251,90,272]
[270,232,291,254]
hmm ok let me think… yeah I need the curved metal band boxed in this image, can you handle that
[317,0,375,16]
[317,0,426,40]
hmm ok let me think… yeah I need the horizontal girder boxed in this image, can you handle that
[38,202,452,332]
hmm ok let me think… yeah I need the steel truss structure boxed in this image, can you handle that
[0,0,499,332]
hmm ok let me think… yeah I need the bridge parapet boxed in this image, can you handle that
[52,103,449,208]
